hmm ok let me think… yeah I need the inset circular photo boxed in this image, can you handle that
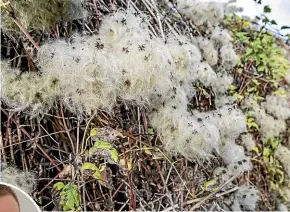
[0,182,41,212]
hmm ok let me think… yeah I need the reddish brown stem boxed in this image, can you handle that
[1,110,61,172]
[4,1,40,50]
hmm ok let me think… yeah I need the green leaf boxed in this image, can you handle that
[92,170,102,180]
[109,148,118,162]
[88,140,118,162]
[253,95,264,101]
[273,89,286,97]
[262,17,270,24]
[148,128,154,134]
[54,182,65,191]
[281,26,290,30]
[201,179,217,191]
[143,145,153,155]
[81,162,98,171]
[253,147,259,154]
[230,85,238,90]
[257,66,265,72]
[247,117,255,122]
[58,183,81,211]
[246,118,259,130]
[245,48,253,56]
[263,5,271,13]
[268,138,280,149]
[270,181,278,190]
[270,20,277,25]
[64,185,80,211]
[232,93,244,101]
[275,169,285,184]
[81,163,102,180]
[252,79,260,85]
[237,68,243,74]
[247,87,256,93]
[90,127,100,137]
[258,53,267,60]
[263,147,271,157]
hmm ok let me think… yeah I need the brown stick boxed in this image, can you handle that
[190,173,240,210]
[1,110,61,172]
[4,0,40,50]
[37,171,62,195]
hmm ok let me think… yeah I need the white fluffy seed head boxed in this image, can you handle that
[231,185,259,211]
[258,114,286,143]
[1,0,87,30]
[212,73,233,94]
[98,9,149,47]
[227,156,252,175]
[241,133,256,152]
[38,37,121,115]
[177,0,225,26]
[215,95,235,108]
[149,105,219,160]
[196,37,218,66]
[1,61,58,117]
[167,36,202,86]
[1,164,36,194]
[194,62,217,87]
[275,145,290,178]
[220,44,238,69]
[213,167,231,183]
[261,94,290,120]
[242,96,287,143]
[2,8,251,167]
[211,27,233,46]
[220,143,245,165]
[215,106,247,140]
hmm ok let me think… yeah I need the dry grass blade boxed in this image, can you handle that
[191,173,240,210]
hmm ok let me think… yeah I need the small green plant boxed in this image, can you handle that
[254,138,287,200]
[224,11,290,100]
[244,111,259,131]
[53,182,81,211]
[87,139,118,162]
[80,128,119,185]
[246,112,258,129]
[246,117,259,131]
[230,85,244,101]
[82,127,119,163]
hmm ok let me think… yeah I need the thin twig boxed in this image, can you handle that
[1,109,62,172]
[37,171,62,195]
[15,115,27,171]
[81,112,98,153]
[215,186,239,198]
[161,197,203,212]
[150,0,165,39]
[191,173,240,210]
[154,160,175,212]
[60,103,75,154]
[3,1,40,50]
[0,131,6,164]
[7,117,16,163]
